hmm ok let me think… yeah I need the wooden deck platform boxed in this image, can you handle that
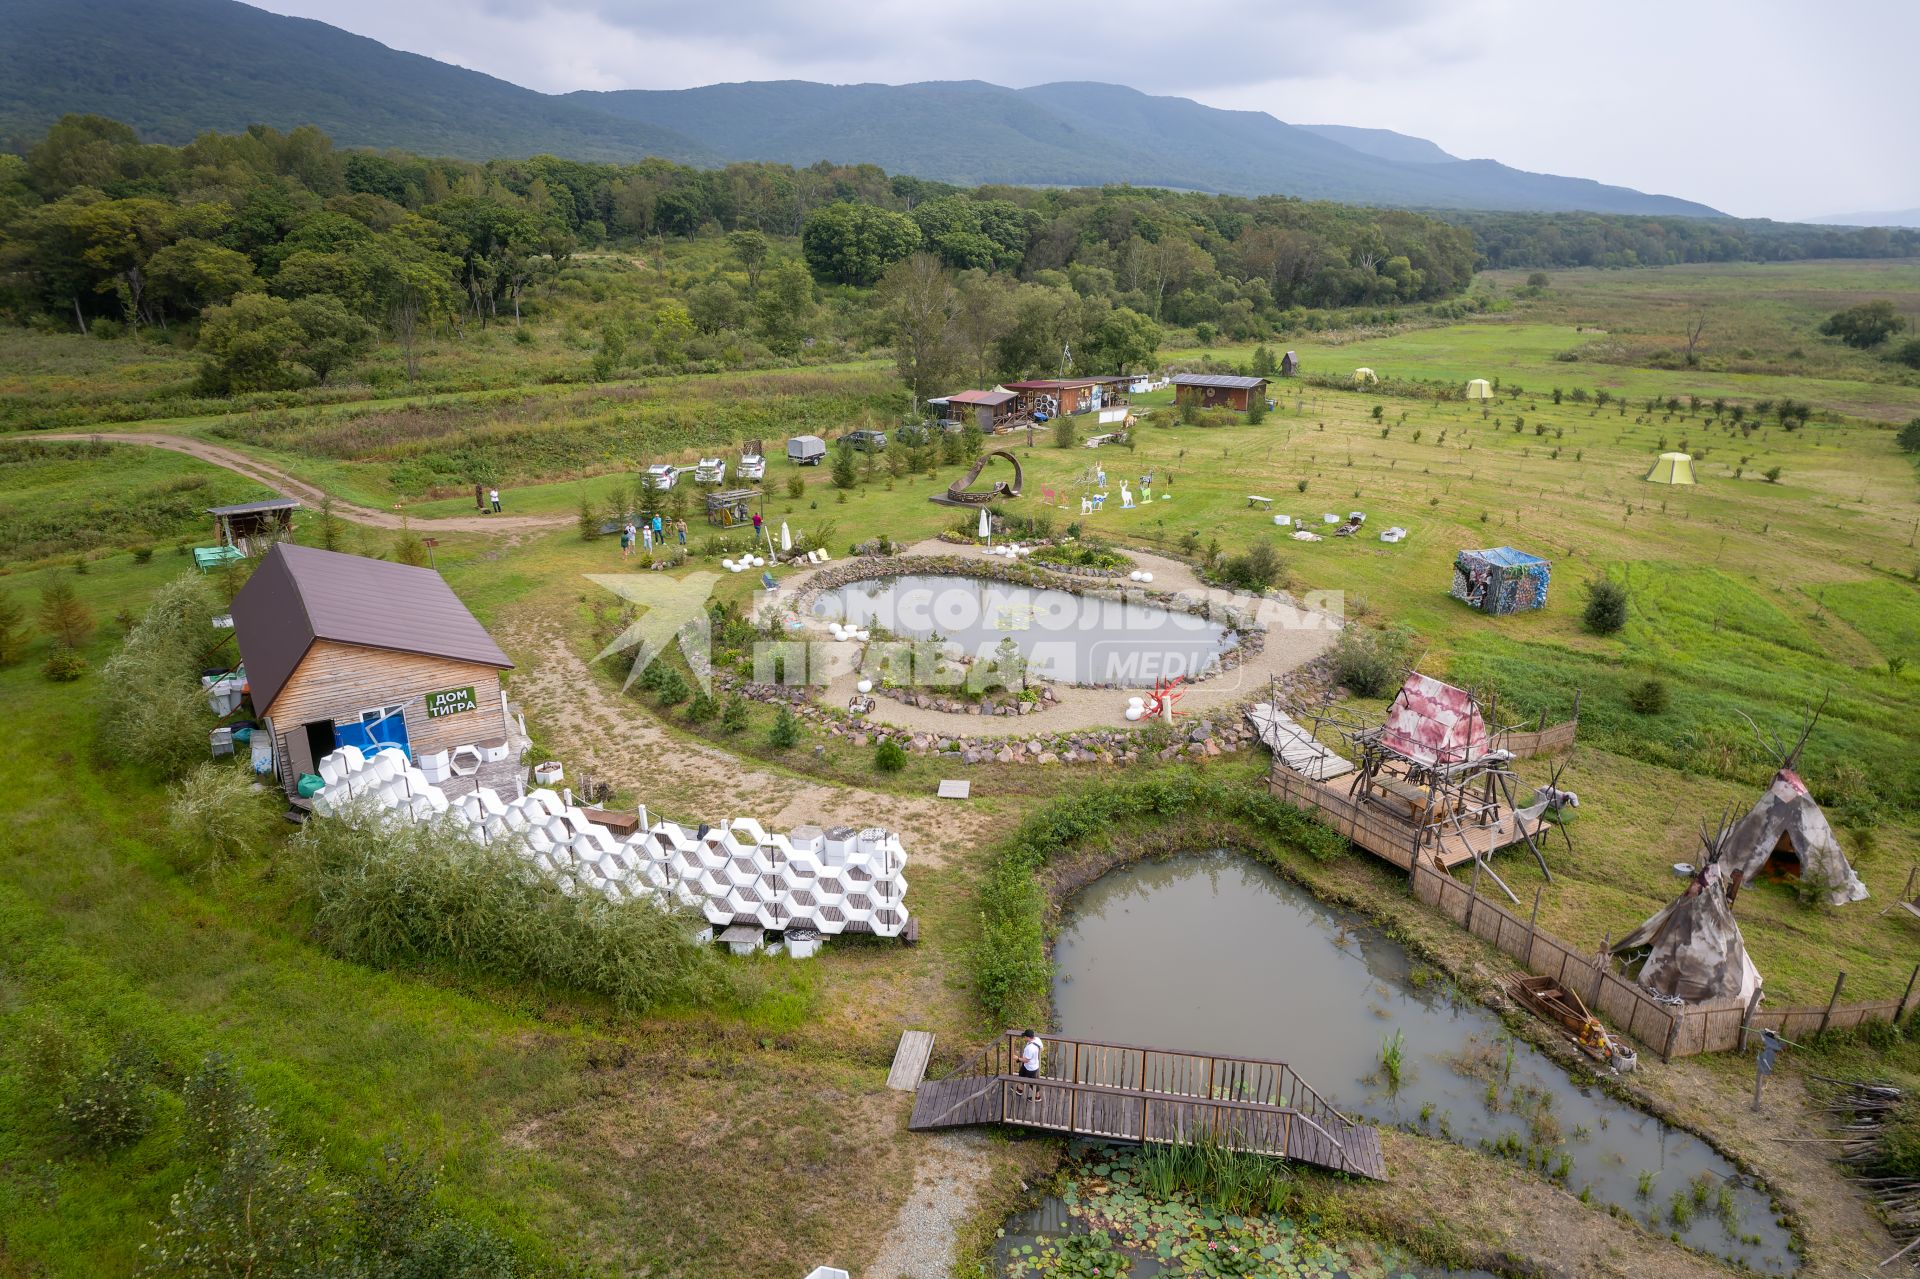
[1266,768,1542,872]
[907,1033,1386,1181]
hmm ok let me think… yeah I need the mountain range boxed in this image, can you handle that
[0,0,1721,216]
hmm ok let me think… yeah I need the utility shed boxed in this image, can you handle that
[937,388,1019,431]
[1171,374,1270,411]
[209,497,299,553]
[232,543,514,790]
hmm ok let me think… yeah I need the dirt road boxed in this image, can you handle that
[35,432,569,532]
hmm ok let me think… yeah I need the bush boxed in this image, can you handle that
[42,645,87,681]
[167,763,274,872]
[1052,415,1076,448]
[1900,417,1920,454]
[38,577,94,648]
[58,1046,155,1154]
[1627,676,1670,715]
[684,690,718,722]
[786,474,805,499]
[873,738,908,772]
[1217,541,1283,592]
[1582,578,1629,635]
[288,806,724,1012]
[768,705,800,748]
[1329,625,1414,698]
[0,592,28,664]
[132,544,155,564]
[652,666,691,706]
[720,696,749,733]
[97,575,220,779]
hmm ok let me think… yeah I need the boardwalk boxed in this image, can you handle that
[1266,768,1542,872]
[906,1033,1386,1181]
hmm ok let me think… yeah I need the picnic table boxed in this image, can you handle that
[1246,495,1273,510]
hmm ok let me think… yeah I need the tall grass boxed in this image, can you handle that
[96,574,221,780]
[1135,1135,1295,1215]
[288,805,725,1013]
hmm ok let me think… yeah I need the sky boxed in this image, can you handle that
[251,0,1920,221]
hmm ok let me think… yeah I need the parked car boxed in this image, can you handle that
[787,434,827,466]
[843,429,889,452]
[895,423,932,447]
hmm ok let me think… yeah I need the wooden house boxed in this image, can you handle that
[1171,374,1270,411]
[1003,378,1104,417]
[935,389,1020,431]
[232,543,514,789]
[1280,351,1299,376]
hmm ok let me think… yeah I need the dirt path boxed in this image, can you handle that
[500,614,996,868]
[785,540,1338,736]
[36,432,568,532]
[864,1130,994,1279]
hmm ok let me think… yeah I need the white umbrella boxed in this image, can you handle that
[780,522,791,552]
[978,507,991,544]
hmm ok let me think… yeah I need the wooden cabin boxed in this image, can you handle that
[1171,374,1270,412]
[1003,378,1104,417]
[232,543,514,790]
[209,497,299,554]
[936,389,1020,431]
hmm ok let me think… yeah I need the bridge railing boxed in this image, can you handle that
[943,1032,1355,1145]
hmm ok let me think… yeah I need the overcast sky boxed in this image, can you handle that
[253,0,1918,221]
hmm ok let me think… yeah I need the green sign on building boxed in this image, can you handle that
[426,685,478,718]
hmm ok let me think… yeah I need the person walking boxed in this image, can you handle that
[1016,1029,1044,1102]
[489,487,502,514]
[751,511,764,535]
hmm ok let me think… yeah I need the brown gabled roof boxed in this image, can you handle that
[1171,374,1268,389]
[233,543,512,713]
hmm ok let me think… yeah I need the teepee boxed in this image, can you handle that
[1646,452,1696,485]
[1612,823,1762,1004]
[1722,701,1868,905]
[1465,378,1494,401]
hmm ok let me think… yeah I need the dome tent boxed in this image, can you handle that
[1352,367,1378,385]
[1465,378,1494,400]
[1646,452,1696,485]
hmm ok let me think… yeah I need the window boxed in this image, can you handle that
[360,703,406,724]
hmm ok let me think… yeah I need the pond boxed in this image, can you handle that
[811,573,1234,687]
[1042,853,1795,1273]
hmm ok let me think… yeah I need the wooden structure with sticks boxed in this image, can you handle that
[907,1032,1386,1180]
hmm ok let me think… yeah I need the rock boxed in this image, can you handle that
[1038,752,1059,765]
[1204,740,1221,757]
[995,746,1017,764]
[1158,744,1184,761]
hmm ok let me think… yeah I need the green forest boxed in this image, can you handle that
[2,114,1916,407]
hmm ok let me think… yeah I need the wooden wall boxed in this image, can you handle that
[264,640,508,779]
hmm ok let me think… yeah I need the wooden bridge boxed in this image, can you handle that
[905,1032,1386,1181]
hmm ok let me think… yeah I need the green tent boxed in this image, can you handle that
[1646,452,1696,485]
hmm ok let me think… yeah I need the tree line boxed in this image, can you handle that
[1446,209,1920,270]
[0,114,1490,395]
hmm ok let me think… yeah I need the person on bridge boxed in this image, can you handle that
[1017,1030,1043,1100]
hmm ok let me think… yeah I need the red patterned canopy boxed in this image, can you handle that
[1378,674,1489,766]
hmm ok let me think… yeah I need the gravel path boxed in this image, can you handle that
[864,1130,994,1279]
[789,540,1339,736]
[35,432,568,531]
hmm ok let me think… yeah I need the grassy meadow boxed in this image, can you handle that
[3,256,1919,1277]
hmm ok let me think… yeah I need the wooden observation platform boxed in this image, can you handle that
[904,1032,1386,1181]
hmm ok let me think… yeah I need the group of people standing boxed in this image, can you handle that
[621,513,687,558]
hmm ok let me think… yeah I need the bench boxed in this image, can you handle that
[1246,495,1273,510]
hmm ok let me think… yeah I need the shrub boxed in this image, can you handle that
[684,690,718,722]
[1899,417,1920,453]
[1246,397,1266,425]
[1582,578,1629,635]
[1330,625,1414,698]
[97,575,220,779]
[577,493,598,540]
[0,592,26,664]
[132,544,155,564]
[58,1046,155,1154]
[720,697,749,733]
[873,738,908,772]
[786,474,805,499]
[1217,541,1283,592]
[42,646,87,681]
[288,806,723,1013]
[1627,677,1670,715]
[1052,415,1075,448]
[830,444,857,490]
[652,666,690,706]
[167,763,274,873]
[768,705,800,748]
[1764,466,1783,484]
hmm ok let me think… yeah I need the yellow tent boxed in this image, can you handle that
[1352,367,1378,385]
[1646,452,1697,485]
[1465,378,1494,400]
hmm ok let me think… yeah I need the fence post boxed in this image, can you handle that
[1899,964,1920,1024]
[1662,1008,1680,1062]
[1524,886,1543,967]
[1818,972,1847,1036]
[1590,933,1610,1010]
[1739,986,1764,1053]
[1464,855,1483,934]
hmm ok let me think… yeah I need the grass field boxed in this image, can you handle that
[4,258,1919,1277]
